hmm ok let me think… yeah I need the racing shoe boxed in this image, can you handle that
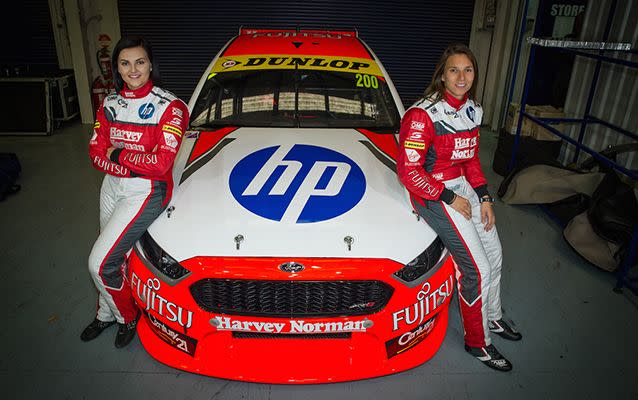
[81,319,116,342]
[489,318,522,341]
[465,344,513,372]
[114,312,140,348]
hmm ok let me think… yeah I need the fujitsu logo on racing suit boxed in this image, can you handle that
[407,170,440,197]
[213,316,368,334]
[110,127,143,142]
[451,137,477,160]
[93,156,128,175]
[125,153,158,165]
[392,275,453,331]
[131,272,193,329]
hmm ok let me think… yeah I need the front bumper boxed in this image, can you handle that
[128,246,455,383]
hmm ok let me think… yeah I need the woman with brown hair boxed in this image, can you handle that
[397,43,521,371]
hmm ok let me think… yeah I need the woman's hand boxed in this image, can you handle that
[450,195,471,220]
[480,202,496,231]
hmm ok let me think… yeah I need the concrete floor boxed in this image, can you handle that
[1,122,637,399]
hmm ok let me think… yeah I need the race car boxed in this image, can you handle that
[127,28,455,383]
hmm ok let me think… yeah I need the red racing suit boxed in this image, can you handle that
[397,92,503,348]
[88,80,189,324]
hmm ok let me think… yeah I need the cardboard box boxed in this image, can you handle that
[504,103,534,136]
[528,105,564,141]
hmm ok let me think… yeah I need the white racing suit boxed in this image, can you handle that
[397,92,503,348]
[87,80,188,324]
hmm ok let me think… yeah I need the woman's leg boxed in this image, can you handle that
[88,179,167,323]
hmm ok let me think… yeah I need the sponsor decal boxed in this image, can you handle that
[229,144,366,223]
[451,136,477,160]
[408,131,423,140]
[163,132,179,148]
[466,106,475,122]
[125,153,158,165]
[221,59,240,68]
[171,107,183,118]
[392,275,453,331]
[386,316,437,359]
[123,143,145,151]
[211,55,382,76]
[110,127,143,142]
[405,149,421,163]
[162,124,183,137]
[432,172,444,180]
[404,140,425,150]
[444,110,458,117]
[246,31,354,39]
[410,121,425,131]
[138,103,155,119]
[131,273,194,329]
[93,156,128,175]
[93,121,100,129]
[145,311,197,356]
[168,117,183,127]
[430,107,438,114]
[213,316,367,334]
[117,99,128,108]
[407,170,440,197]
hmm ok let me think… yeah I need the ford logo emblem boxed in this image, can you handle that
[279,262,305,273]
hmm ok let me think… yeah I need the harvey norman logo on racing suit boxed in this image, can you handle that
[213,316,368,334]
[210,54,382,76]
[451,137,477,160]
[229,144,366,223]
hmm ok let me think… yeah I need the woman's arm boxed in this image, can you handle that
[396,108,455,203]
[108,100,189,177]
[89,103,132,177]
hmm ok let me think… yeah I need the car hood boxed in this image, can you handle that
[148,127,436,264]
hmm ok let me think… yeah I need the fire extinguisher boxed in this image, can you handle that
[91,34,116,114]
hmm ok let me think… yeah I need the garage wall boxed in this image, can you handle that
[561,0,638,170]
[118,0,475,107]
[1,0,58,71]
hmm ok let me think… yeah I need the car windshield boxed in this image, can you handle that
[190,69,400,130]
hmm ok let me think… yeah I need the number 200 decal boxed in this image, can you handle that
[355,73,378,88]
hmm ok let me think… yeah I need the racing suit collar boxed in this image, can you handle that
[120,80,153,98]
[443,91,469,111]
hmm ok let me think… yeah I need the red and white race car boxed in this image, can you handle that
[127,28,454,383]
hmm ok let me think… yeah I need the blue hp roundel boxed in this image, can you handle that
[229,144,366,223]
[138,103,155,119]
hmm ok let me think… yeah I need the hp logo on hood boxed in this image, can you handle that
[279,262,305,273]
[229,144,366,223]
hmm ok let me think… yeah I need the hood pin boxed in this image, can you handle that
[234,234,244,250]
[344,236,354,251]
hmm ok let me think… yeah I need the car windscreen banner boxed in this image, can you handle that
[208,55,383,77]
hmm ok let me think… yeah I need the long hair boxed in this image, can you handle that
[423,43,479,103]
[111,36,161,92]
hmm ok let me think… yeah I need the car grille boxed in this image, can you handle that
[190,279,394,317]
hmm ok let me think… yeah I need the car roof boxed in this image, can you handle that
[221,28,374,59]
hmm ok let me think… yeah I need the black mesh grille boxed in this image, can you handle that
[232,332,351,339]
[190,279,394,317]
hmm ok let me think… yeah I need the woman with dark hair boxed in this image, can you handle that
[397,44,521,371]
[82,36,189,348]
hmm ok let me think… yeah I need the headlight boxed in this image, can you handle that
[394,237,445,282]
[138,231,190,280]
